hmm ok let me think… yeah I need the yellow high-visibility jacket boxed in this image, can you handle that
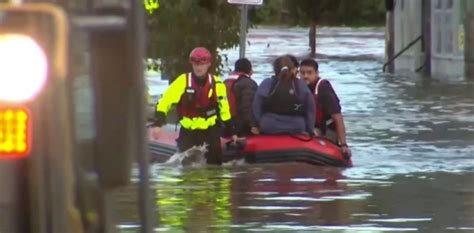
[155,73,231,130]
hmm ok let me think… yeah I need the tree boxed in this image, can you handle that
[146,0,241,83]
[248,0,285,25]
[283,0,385,57]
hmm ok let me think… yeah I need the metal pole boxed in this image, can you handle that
[387,10,395,73]
[421,0,431,76]
[131,0,154,232]
[239,4,248,58]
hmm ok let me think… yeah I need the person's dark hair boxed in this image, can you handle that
[273,56,296,81]
[234,58,252,74]
[300,58,319,71]
[286,54,299,68]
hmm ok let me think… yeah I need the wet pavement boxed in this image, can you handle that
[117,26,474,232]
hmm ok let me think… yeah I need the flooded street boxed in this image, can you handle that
[117,26,474,232]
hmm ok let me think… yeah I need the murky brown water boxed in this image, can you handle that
[116,26,474,232]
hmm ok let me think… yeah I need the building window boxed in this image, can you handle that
[435,14,443,54]
[432,0,457,56]
[444,14,454,53]
[446,0,454,9]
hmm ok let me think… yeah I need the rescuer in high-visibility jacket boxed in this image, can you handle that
[150,47,237,165]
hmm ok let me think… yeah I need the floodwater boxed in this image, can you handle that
[115,26,474,232]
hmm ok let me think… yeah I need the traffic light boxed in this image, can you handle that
[0,3,68,160]
[0,3,146,189]
[0,4,75,232]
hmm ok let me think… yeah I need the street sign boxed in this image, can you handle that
[228,0,263,5]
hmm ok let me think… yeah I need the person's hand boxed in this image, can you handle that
[228,134,239,147]
[150,127,162,140]
[231,134,238,143]
[340,145,351,158]
[313,128,320,137]
[251,127,260,135]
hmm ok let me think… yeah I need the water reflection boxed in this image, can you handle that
[153,168,232,232]
[229,164,351,228]
[143,166,474,232]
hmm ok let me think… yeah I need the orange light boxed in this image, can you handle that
[0,107,31,159]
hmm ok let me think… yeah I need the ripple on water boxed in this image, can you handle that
[139,27,474,233]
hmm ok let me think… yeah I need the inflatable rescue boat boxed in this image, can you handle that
[149,130,352,167]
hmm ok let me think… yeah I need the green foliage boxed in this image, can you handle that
[145,1,384,82]
[251,0,386,26]
[146,0,241,82]
[249,0,285,25]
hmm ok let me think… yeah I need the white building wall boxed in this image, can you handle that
[431,0,465,79]
[390,0,468,79]
[394,0,424,72]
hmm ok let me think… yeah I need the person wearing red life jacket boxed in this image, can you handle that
[300,58,351,157]
[223,58,259,136]
[150,47,237,165]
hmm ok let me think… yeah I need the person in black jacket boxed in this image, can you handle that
[224,58,259,136]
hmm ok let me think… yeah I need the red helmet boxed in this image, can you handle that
[189,47,212,64]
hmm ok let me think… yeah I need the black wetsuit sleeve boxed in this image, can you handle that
[152,111,167,127]
[236,78,258,127]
